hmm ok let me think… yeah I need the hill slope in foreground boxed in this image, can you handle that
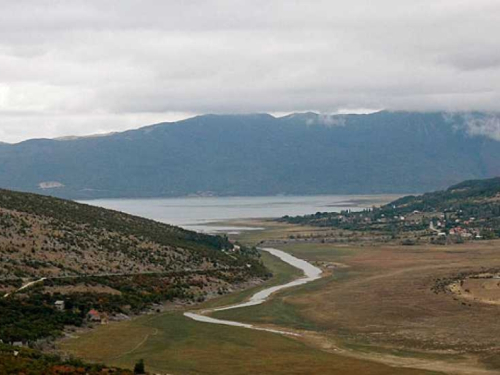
[1,111,500,199]
[0,189,266,345]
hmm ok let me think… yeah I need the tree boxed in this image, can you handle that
[134,359,145,374]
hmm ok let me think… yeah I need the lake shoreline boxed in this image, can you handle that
[80,194,399,233]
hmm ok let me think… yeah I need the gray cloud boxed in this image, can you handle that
[442,112,500,141]
[0,0,499,142]
[460,114,500,141]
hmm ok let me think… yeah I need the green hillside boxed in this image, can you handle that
[281,177,500,241]
[0,189,267,345]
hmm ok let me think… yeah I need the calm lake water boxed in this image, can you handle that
[81,195,396,233]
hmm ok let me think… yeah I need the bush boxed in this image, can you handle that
[134,359,145,374]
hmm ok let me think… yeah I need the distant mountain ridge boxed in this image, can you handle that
[1,111,500,199]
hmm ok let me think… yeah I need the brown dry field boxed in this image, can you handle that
[450,277,500,306]
[229,221,500,374]
[61,219,500,374]
[285,242,500,350]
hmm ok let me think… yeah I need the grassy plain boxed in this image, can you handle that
[61,219,500,374]
[61,311,441,375]
[223,222,500,373]
[60,244,440,375]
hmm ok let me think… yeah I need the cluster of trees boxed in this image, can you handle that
[0,344,135,374]
[0,283,197,343]
[1,263,269,344]
[0,295,83,343]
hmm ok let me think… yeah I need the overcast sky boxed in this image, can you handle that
[0,0,499,143]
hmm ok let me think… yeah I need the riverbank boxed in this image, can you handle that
[52,214,500,375]
[183,248,322,335]
[59,245,440,375]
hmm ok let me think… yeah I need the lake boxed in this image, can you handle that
[81,195,398,233]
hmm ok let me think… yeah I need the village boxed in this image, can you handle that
[280,203,497,246]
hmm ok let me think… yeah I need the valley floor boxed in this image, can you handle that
[60,220,500,375]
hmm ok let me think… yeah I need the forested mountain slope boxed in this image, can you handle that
[1,111,499,199]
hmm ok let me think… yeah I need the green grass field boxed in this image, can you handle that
[61,311,441,375]
[211,273,338,331]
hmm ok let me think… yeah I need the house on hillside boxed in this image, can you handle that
[54,300,65,311]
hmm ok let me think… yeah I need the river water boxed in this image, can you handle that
[183,247,322,335]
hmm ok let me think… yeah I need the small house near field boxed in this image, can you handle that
[87,309,101,322]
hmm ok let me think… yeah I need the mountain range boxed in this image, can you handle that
[1,111,499,199]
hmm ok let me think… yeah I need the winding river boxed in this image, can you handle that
[184,247,322,336]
